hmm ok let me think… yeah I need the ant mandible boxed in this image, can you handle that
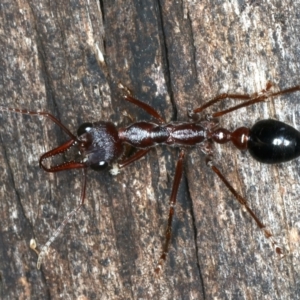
[1,82,300,273]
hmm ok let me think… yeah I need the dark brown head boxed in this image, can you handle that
[77,121,123,171]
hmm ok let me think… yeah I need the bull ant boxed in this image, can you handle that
[1,82,300,273]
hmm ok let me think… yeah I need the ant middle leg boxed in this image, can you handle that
[155,149,185,274]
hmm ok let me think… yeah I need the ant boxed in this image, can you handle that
[1,82,300,273]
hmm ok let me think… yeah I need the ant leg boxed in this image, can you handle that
[193,82,274,114]
[206,156,283,256]
[118,83,165,123]
[155,149,185,274]
[110,149,150,176]
[193,93,253,114]
[194,83,300,118]
[0,106,76,139]
[118,148,151,169]
[36,167,88,269]
[211,85,300,118]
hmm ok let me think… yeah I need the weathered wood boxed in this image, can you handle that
[0,0,299,299]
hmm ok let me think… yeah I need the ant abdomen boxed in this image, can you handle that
[248,119,300,164]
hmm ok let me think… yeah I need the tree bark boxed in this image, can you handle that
[0,0,299,299]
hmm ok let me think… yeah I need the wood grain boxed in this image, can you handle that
[0,0,299,299]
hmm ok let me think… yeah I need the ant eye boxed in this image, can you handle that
[77,122,93,137]
[90,161,108,171]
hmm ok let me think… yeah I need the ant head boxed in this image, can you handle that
[77,121,123,171]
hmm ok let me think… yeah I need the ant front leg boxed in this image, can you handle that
[118,83,166,123]
[155,149,185,274]
[118,149,151,169]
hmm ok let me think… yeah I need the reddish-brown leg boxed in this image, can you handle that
[118,84,165,123]
[194,83,300,118]
[193,93,253,114]
[123,94,165,123]
[212,85,300,118]
[206,157,283,256]
[193,82,273,114]
[155,150,185,274]
[118,148,151,169]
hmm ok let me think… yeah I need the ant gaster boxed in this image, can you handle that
[1,82,300,273]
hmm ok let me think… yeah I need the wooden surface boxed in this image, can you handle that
[0,0,300,299]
